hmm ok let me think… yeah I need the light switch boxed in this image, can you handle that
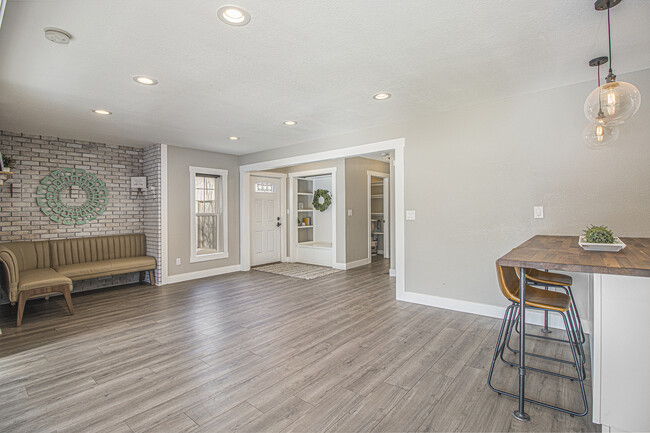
[176,258,181,265]
[534,206,544,219]
[406,210,416,220]
[348,209,353,216]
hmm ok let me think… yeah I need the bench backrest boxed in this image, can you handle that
[49,234,147,267]
[0,241,51,271]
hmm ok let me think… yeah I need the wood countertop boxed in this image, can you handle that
[498,235,650,277]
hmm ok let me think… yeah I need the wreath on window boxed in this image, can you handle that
[312,189,332,212]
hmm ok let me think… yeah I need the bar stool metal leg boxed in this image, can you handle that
[513,267,530,421]
[541,269,552,334]
[488,307,589,417]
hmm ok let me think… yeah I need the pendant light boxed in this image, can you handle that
[584,56,619,149]
[584,0,641,126]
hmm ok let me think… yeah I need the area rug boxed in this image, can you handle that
[253,263,341,280]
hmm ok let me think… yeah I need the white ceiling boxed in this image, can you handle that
[1,0,649,155]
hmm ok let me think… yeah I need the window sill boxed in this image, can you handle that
[190,252,229,263]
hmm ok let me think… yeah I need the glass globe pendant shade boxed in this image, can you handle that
[584,80,641,125]
[583,121,619,149]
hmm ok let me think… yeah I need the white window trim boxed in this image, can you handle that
[189,166,229,263]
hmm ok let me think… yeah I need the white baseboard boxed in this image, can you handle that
[166,265,242,284]
[334,257,371,270]
[389,268,396,277]
[398,290,592,334]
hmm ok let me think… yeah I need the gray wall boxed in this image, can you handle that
[167,145,240,276]
[240,68,650,317]
[345,157,390,263]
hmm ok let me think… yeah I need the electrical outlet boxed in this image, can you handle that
[176,258,181,265]
[348,209,353,216]
[534,206,544,219]
[406,210,416,220]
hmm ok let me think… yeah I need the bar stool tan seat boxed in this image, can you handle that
[488,263,588,417]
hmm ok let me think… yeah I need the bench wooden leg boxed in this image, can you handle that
[17,291,27,327]
[62,287,74,316]
[139,271,145,283]
[15,284,73,327]
[148,269,155,286]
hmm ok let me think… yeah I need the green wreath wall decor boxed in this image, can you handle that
[312,189,332,212]
[35,168,108,226]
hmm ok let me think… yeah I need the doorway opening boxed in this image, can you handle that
[240,137,405,298]
[249,173,286,267]
[368,171,390,265]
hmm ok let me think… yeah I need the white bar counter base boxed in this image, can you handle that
[591,274,650,432]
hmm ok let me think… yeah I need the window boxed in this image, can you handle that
[254,181,274,193]
[190,167,228,262]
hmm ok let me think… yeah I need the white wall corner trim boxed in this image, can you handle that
[399,289,592,334]
[333,257,371,270]
[160,143,169,286]
[389,268,396,277]
[166,264,242,284]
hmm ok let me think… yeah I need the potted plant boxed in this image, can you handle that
[2,153,16,171]
[579,225,626,252]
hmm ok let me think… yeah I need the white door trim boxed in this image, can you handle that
[367,170,389,262]
[288,167,337,265]
[248,172,287,265]
[239,137,405,300]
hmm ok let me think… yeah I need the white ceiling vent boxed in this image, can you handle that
[43,27,72,44]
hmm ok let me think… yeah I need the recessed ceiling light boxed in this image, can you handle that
[228,136,240,140]
[43,27,72,44]
[282,120,297,126]
[217,6,251,26]
[373,93,391,101]
[92,109,112,115]
[133,75,158,86]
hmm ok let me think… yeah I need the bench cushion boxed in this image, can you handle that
[18,269,72,292]
[54,260,114,280]
[54,256,156,281]
[110,256,157,274]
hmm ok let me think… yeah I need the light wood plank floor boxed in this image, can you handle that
[0,258,600,432]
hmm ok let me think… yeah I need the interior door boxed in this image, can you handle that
[251,176,282,266]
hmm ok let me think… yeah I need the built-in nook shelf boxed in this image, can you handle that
[294,174,333,265]
[371,195,383,198]
[298,241,332,249]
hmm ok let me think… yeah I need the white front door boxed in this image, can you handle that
[251,176,282,266]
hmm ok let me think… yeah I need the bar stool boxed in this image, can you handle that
[525,269,585,346]
[488,263,588,417]
[510,269,586,378]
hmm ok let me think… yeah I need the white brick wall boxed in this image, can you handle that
[0,130,153,297]
[143,144,162,285]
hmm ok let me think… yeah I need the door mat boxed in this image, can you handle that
[253,263,341,280]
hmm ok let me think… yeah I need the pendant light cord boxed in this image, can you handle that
[607,3,613,75]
